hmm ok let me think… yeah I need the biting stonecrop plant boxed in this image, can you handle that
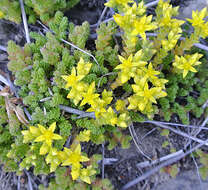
[1,0,208,188]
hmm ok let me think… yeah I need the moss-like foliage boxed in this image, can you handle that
[0,0,80,24]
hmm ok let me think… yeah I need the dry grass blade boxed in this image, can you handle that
[0,86,11,97]
[4,92,29,125]
[4,96,13,120]
[13,106,29,125]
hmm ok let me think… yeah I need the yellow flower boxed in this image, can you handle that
[66,82,87,105]
[115,54,146,84]
[142,63,160,80]
[131,15,157,40]
[115,99,126,112]
[22,126,41,143]
[71,165,81,180]
[77,130,91,142]
[77,58,92,78]
[102,89,113,106]
[34,122,62,155]
[173,53,203,78]
[161,31,181,51]
[113,14,134,32]
[187,8,207,27]
[62,67,83,89]
[152,78,168,89]
[80,166,96,184]
[45,148,62,172]
[117,113,130,128]
[80,82,99,106]
[62,144,89,168]
[105,0,133,8]
[102,107,118,126]
[87,99,106,118]
[131,83,166,111]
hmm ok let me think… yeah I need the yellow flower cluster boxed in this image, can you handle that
[22,123,95,184]
[173,53,203,78]
[187,8,208,38]
[114,52,167,116]
[62,57,130,127]
[104,0,206,117]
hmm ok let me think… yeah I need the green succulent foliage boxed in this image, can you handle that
[159,54,208,124]
[48,11,69,40]
[0,0,21,23]
[0,0,80,24]
[95,21,119,67]
[196,150,208,180]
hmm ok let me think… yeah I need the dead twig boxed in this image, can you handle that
[19,0,31,43]
[144,120,208,130]
[185,115,208,149]
[59,105,95,119]
[64,136,72,148]
[0,74,9,86]
[136,149,184,168]
[61,39,100,66]
[129,124,152,161]
[97,6,108,30]
[102,143,105,179]
[147,122,208,146]
[0,45,7,52]
[17,175,21,190]
[24,170,33,190]
[202,99,208,109]
[0,85,3,90]
[141,128,158,141]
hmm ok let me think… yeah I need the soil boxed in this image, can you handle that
[0,0,208,190]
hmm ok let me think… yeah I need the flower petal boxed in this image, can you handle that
[52,134,62,140]
[80,155,90,162]
[40,143,49,155]
[74,144,81,154]
[38,124,46,133]
[34,135,45,142]
[49,122,56,132]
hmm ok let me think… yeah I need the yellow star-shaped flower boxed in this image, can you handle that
[80,166,96,184]
[131,15,157,40]
[34,122,62,155]
[62,144,89,168]
[62,67,83,89]
[187,8,207,27]
[173,53,203,78]
[80,82,99,106]
[77,58,92,78]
